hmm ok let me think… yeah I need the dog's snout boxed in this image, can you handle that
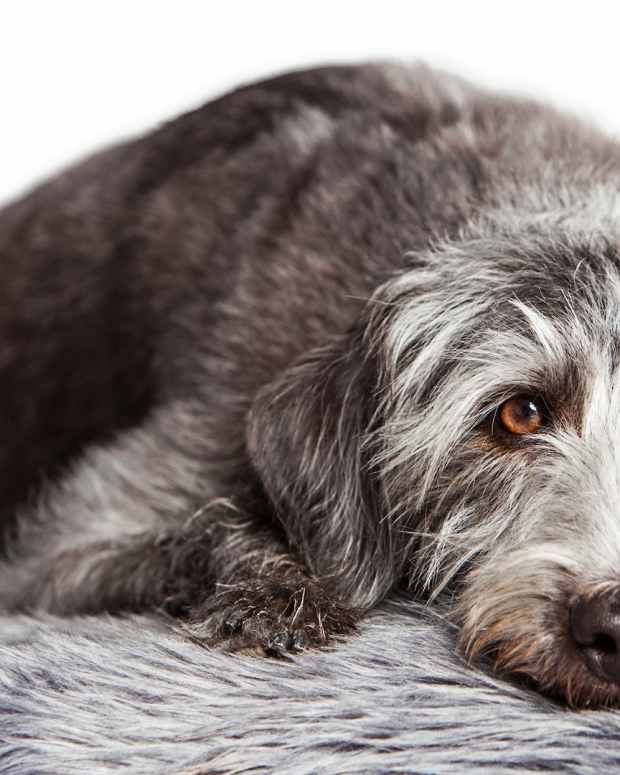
[570,593,620,683]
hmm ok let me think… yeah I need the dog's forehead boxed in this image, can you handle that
[382,230,620,411]
[452,232,620,336]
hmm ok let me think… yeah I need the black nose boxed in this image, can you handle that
[570,592,620,683]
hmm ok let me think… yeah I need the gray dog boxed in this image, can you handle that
[1,62,620,709]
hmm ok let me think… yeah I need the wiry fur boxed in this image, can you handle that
[3,62,620,706]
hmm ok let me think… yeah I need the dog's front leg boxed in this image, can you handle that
[183,514,360,654]
[6,503,358,654]
[0,397,359,652]
[3,487,360,655]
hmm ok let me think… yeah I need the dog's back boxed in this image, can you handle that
[0,64,468,522]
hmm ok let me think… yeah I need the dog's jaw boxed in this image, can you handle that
[457,572,620,708]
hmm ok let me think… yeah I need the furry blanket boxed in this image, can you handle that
[1,598,619,774]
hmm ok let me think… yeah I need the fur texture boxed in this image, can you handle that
[4,599,620,775]
[4,62,620,706]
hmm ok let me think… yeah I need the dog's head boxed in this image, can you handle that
[249,219,620,707]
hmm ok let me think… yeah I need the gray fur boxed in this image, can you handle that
[3,598,620,775]
[3,62,620,706]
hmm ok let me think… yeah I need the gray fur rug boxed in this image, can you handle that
[1,598,619,774]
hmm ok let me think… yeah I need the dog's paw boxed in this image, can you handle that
[185,577,358,656]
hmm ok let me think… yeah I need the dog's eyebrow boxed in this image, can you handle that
[509,300,562,356]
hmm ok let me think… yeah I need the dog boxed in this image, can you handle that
[2,61,620,708]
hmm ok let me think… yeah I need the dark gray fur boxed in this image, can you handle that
[4,62,620,706]
[3,598,620,775]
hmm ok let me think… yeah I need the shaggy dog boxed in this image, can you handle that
[1,62,620,708]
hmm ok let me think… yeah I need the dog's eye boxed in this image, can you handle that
[498,396,545,435]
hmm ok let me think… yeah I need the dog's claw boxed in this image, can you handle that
[289,629,306,651]
[186,576,358,655]
[222,615,243,635]
[266,628,291,654]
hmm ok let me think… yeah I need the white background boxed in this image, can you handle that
[2,2,620,206]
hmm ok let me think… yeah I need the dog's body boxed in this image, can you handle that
[3,62,620,706]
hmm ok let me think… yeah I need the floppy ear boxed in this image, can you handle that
[247,324,396,608]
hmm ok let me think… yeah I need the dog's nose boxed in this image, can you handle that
[570,592,620,683]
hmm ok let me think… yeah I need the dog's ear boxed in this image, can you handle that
[247,324,395,607]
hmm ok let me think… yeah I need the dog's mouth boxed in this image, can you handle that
[458,587,620,709]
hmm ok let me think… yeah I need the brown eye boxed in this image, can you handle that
[498,396,545,435]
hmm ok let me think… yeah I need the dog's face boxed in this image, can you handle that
[249,221,620,708]
[376,228,620,708]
